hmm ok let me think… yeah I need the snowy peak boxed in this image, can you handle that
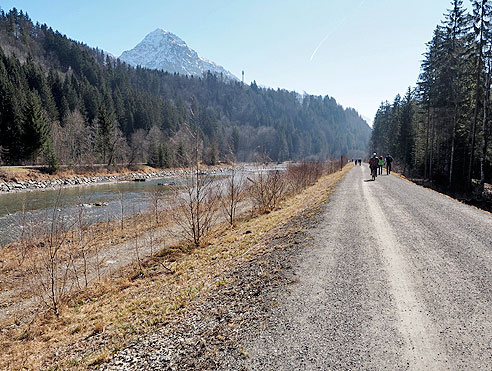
[144,28,186,47]
[119,29,237,80]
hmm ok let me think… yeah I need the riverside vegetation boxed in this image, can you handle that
[0,160,348,370]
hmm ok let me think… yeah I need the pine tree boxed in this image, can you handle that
[22,90,50,163]
[397,88,416,174]
[442,0,470,184]
[95,104,116,165]
[0,57,23,163]
[468,0,492,188]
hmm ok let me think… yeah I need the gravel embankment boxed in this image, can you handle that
[0,167,232,193]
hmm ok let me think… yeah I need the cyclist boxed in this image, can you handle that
[385,153,394,175]
[369,153,379,180]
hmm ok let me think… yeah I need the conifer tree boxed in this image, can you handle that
[468,0,492,188]
[442,0,470,184]
[22,90,50,163]
[95,104,116,165]
[397,88,416,173]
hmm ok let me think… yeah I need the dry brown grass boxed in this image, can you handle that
[0,165,352,370]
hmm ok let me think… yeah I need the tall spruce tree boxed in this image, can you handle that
[397,88,415,173]
[22,90,50,163]
[468,0,492,189]
[95,104,116,165]
[442,0,470,184]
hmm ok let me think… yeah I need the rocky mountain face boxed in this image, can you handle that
[119,28,237,79]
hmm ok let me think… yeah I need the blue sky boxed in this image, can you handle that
[2,0,460,122]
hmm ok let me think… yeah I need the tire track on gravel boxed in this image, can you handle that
[362,174,448,370]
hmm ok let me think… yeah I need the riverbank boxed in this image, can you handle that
[0,165,233,194]
[0,163,349,370]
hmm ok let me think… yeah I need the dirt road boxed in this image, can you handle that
[103,165,491,370]
[246,165,491,370]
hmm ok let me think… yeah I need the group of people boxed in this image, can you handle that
[352,158,362,166]
[369,153,393,178]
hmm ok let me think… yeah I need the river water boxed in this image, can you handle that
[0,164,288,246]
[0,177,179,246]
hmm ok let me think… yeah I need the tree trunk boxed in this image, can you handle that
[449,104,458,185]
[479,61,491,195]
[469,63,482,190]
[425,106,430,180]
[468,3,486,190]
[430,108,435,182]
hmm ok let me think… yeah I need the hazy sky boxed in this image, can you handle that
[2,0,460,122]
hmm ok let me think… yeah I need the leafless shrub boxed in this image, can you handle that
[219,166,245,226]
[8,203,36,266]
[169,111,219,247]
[25,192,74,317]
[324,160,339,175]
[147,213,156,257]
[285,161,324,194]
[248,169,286,213]
[146,185,166,256]
[148,186,165,226]
[71,201,95,289]
[170,170,219,247]
[132,207,143,271]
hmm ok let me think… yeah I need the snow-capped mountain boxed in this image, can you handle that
[119,29,237,80]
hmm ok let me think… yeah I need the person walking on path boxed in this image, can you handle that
[385,154,394,175]
[378,156,384,175]
[369,153,379,180]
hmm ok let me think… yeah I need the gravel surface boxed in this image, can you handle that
[102,165,492,370]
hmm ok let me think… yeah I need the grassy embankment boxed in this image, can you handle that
[0,164,353,370]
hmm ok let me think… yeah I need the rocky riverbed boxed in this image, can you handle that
[0,167,233,194]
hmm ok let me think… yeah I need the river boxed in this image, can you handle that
[0,163,288,246]
[0,177,179,246]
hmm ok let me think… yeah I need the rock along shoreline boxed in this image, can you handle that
[0,166,234,194]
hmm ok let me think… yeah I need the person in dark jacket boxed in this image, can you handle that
[385,154,394,175]
[369,153,379,178]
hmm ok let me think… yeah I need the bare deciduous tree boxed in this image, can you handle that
[128,129,148,165]
[248,169,285,213]
[52,110,94,166]
[220,165,245,226]
[26,191,74,316]
[170,110,219,247]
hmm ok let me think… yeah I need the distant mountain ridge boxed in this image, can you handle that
[119,29,237,80]
[0,8,371,167]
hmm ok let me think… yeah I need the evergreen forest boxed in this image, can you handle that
[0,8,371,170]
[371,0,492,193]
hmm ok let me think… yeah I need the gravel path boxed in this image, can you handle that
[246,165,491,370]
[102,165,492,370]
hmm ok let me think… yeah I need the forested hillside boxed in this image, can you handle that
[0,8,370,169]
[371,0,492,193]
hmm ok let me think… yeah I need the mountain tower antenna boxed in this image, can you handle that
[242,70,244,84]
